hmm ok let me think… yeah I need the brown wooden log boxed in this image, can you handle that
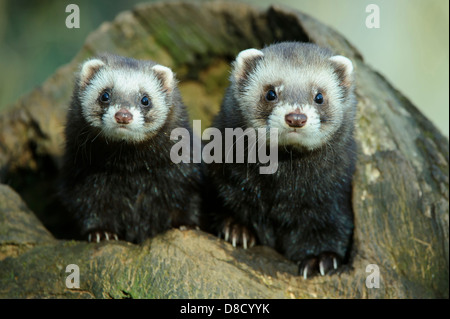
[0,1,448,298]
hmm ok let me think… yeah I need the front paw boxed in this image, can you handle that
[298,252,342,279]
[219,218,256,249]
[87,230,119,243]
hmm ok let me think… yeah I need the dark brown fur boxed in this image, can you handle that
[205,42,356,277]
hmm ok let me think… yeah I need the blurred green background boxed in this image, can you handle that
[0,0,448,136]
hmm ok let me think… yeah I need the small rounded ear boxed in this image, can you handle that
[232,48,264,82]
[329,55,354,88]
[79,58,105,87]
[152,64,175,94]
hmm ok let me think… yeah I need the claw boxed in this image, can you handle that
[248,236,255,248]
[220,218,256,249]
[303,265,309,280]
[224,226,230,242]
[87,230,119,243]
[298,252,342,278]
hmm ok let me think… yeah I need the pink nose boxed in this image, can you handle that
[115,109,133,124]
[285,113,307,128]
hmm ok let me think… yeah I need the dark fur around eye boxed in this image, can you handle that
[265,89,277,102]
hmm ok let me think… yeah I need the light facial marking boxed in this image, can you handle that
[234,55,349,150]
[268,103,324,150]
[79,67,171,142]
[102,105,146,142]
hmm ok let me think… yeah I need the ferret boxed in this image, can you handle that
[206,42,356,278]
[60,54,201,244]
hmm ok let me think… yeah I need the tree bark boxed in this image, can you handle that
[0,1,448,298]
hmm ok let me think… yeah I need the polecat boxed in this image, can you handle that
[206,42,356,278]
[60,54,201,244]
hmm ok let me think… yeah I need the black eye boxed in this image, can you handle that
[99,91,110,103]
[141,96,150,106]
[265,90,277,102]
[314,93,324,104]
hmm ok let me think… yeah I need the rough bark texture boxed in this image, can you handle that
[0,1,448,298]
